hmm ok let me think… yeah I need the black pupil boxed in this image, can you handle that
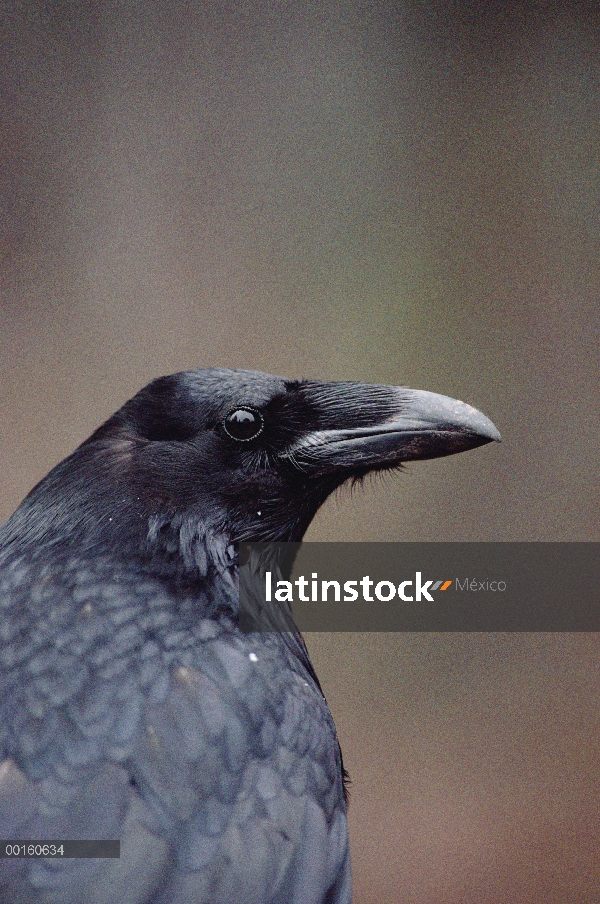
[224,408,263,441]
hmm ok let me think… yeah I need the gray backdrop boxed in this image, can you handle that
[1,2,598,901]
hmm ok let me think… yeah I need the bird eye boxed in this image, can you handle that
[223,408,264,442]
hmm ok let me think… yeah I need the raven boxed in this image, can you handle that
[0,369,500,904]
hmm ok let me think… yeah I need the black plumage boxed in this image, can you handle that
[0,369,499,904]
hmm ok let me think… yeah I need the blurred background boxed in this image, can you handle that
[1,1,598,901]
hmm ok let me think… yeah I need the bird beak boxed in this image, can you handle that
[289,386,501,474]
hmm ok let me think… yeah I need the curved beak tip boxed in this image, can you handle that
[466,409,501,444]
[403,390,501,442]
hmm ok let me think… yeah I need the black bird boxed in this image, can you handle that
[0,369,500,904]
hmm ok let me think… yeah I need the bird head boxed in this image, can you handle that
[2,369,500,575]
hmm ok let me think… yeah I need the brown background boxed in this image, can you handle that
[1,2,599,901]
